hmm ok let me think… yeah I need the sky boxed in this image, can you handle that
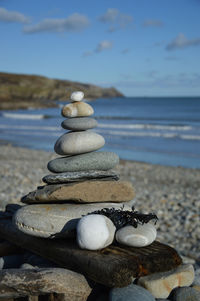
[1,0,200,97]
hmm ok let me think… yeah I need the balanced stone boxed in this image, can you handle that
[62,102,94,118]
[48,151,119,173]
[21,181,135,204]
[13,203,131,238]
[71,91,84,102]
[77,214,116,250]
[42,170,119,184]
[116,224,157,247]
[54,131,105,155]
[61,117,98,131]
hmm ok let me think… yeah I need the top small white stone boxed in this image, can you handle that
[71,91,84,102]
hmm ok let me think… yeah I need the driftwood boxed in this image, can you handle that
[0,217,182,287]
[0,268,92,301]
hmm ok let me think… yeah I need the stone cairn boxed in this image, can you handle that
[0,91,198,301]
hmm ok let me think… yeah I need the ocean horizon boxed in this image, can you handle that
[0,96,200,169]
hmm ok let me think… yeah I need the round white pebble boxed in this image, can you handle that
[77,214,116,250]
[71,91,84,102]
[116,223,157,247]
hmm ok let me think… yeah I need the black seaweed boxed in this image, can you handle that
[88,207,158,230]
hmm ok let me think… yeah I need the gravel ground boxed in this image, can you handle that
[0,143,200,261]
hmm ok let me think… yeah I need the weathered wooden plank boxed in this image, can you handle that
[0,268,92,301]
[0,217,182,287]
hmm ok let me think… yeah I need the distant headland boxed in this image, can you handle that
[0,72,124,110]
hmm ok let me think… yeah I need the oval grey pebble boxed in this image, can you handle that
[170,286,200,301]
[110,284,155,301]
[61,117,98,131]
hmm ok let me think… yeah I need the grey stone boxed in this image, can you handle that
[48,151,119,173]
[13,203,131,238]
[54,131,105,156]
[110,284,155,301]
[170,286,200,301]
[20,263,36,269]
[0,258,3,269]
[61,117,98,131]
[43,170,119,184]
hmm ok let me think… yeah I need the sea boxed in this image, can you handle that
[0,97,200,169]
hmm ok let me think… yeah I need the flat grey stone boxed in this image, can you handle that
[48,151,119,173]
[110,284,155,301]
[43,170,119,184]
[13,203,131,238]
[61,117,98,131]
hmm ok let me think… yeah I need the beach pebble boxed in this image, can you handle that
[20,263,36,269]
[54,131,105,156]
[13,203,131,238]
[70,91,84,102]
[61,117,98,131]
[62,102,94,117]
[110,284,155,301]
[42,170,119,184]
[138,264,195,299]
[77,214,116,250]
[48,151,119,173]
[116,223,157,247]
[170,286,200,301]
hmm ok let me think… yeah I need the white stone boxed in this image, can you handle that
[71,91,84,102]
[77,214,116,250]
[138,264,195,299]
[54,131,105,156]
[115,223,157,247]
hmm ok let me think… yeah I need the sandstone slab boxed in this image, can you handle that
[13,203,131,238]
[138,264,195,299]
[61,117,98,131]
[47,151,119,173]
[62,102,94,117]
[21,181,135,204]
[54,131,105,155]
[42,170,119,184]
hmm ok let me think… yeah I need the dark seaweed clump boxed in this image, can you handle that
[89,207,158,230]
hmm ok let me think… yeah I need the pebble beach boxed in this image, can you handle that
[0,143,199,261]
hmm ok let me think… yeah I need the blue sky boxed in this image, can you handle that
[1,0,200,96]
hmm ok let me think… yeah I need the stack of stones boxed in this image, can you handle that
[10,91,198,301]
[14,91,149,250]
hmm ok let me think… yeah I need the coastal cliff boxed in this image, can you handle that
[0,72,124,110]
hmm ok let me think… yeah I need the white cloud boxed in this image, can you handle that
[0,7,30,23]
[99,8,133,31]
[23,13,89,34]
[143,19,163,27]
[95,40,113,52]
[166,33,200,50]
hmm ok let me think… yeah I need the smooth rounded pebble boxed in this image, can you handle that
[54,131,105,156]
[42,170,119,184]
[47,151,119,173]
[170,286,200,301]
[61,117,98,131]
[13,203,130,238]
[110,284,155,301]
[77,214,116,250]
[62,102,94,118]
[116,223,157,247]
[71,91,84,102]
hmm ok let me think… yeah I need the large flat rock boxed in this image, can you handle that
[0,217,182,288]
[22,181,135,204]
